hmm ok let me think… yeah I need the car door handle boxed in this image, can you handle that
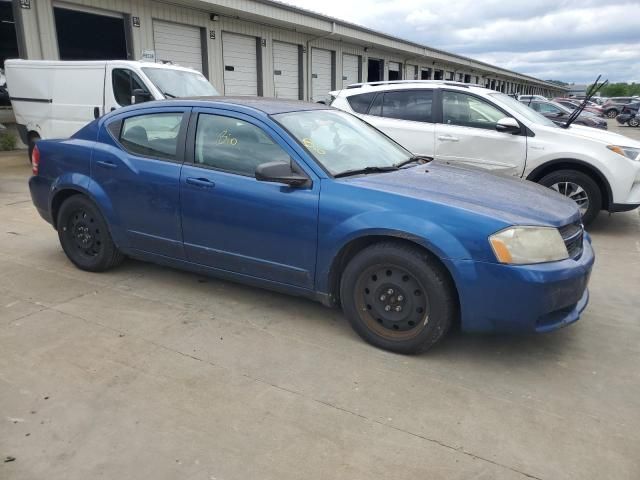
[96,160,117,169]
[437,135,460,142]
[186,177,215,188]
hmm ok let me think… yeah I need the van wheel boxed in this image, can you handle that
[27,133,40,164]
[340,242,456,354]
[57,195,124,272]
[539,170,602,225]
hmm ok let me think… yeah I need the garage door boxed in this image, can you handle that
[272,41,299,100]
[342,54,359,87]
[153,20,203,73]
[222,32,258,96]
[405,64,418,80]
[311,48,332,103]
[388,61,401,81]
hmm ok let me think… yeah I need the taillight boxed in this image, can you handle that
[31,145,40,175]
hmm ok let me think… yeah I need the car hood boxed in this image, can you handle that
[344,163,581,227]
[534,125,640,148]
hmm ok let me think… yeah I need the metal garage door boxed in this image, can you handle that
[272,41,299,100]
[405,64,418,80]
[311,48,332,103]
[388,61,401,80]
[153,20,203,72]
[342,53,359,87]
[222,32,258,96]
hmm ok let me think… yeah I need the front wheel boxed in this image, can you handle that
[605,109,618,118]
[340,242,456,354]
[629,117,639,127]
[57,195,124,272]
[538,169,602,225]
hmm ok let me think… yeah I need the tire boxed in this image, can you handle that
[340,242,456,354]
[538,169,602,225]
[57,195,124,272]
[629,117,639,127]
[605,109,618,118]
[27,133,40,164]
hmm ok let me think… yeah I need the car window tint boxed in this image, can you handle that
[381,90,433,122]
[347,92,377,114]
[120,113,182,160]
[112,69,148,107]
[368,94,383,116]
[194,114,291,176]
[442,91,506,129]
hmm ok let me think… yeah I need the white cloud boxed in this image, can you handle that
[281,0,640,83]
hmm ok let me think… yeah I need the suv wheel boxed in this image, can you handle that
[539,169,602,225]
[629,117,639,127]
[605,109,618,118]
[57,195,124,272]
[340,242,456,354]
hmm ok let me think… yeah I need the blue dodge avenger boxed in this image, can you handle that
[29,98,594,353]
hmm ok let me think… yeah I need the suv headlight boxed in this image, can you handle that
[489,226,568,265]
[607,145,640,161]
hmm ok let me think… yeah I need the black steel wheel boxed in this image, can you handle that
[340,242,456,354]
[57,195,124,272]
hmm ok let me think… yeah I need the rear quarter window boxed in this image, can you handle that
[346,92,377,113]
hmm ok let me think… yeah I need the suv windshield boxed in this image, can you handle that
[274,109,410,176]
[490,92,558,128]
[142,68,220,98]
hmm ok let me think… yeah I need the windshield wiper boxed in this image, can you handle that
[334,166,399,178]
[162,91,177,98]
[562,75,608,129]
[394,155,432,168]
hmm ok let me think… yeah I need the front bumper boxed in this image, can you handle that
[444,238,595,334]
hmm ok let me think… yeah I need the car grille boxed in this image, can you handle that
[559,222,584,260]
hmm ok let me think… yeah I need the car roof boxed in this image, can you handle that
[183,96,331,114]
[337,80,489,96]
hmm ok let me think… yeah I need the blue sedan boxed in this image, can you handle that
[29,98,594,353]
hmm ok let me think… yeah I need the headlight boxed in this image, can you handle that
[489,226,568,265]
[607,145,640,161]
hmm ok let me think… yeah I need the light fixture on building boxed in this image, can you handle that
[210,14,219,21]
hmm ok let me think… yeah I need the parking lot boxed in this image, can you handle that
[1,120,639,480]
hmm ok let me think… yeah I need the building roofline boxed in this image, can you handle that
[250,0,567,91]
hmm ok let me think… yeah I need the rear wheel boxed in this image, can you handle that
[340,242,456,354]
[605,109,618,118]
[538,169,602,225]
[57,195,124,272]
[629,117,639,127]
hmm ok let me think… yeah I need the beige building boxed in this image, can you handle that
[2,0,567,104]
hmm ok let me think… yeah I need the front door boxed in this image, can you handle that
[435,90,527,177]
[104,65,153,114]
[180,109,319,289]
[93,108,189,258]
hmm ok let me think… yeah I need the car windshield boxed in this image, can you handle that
[490,92,559,128]
[273,109,410,176]
[142,67,220,98]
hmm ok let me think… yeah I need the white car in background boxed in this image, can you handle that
[330,81,640,224]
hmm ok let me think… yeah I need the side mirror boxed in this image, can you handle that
[555,111,565,117]
[255,161,310,188]
[495,117,521,134]
[132,88,152,104]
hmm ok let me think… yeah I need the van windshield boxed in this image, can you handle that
[489,92,558,128]
[142,68,220,98]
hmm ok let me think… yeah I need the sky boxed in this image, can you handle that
[281,0,640,84]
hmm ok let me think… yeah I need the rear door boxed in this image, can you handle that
[179,109,319,288]
[434,90,526,177]
[359,89,436,156]
[93,107,189,258]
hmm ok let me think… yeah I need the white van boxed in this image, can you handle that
[5,60,219,157]
[330,80,640,224]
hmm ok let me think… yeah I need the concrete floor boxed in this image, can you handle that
[1,121,639,480]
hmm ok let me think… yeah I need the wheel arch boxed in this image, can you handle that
[326,234,460,313]
[526,159,613,210]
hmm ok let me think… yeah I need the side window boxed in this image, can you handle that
[442,91,507,129]
[381,90,433,122]
[347,92,377,114]
[537,103,561,114]
[194,114,291,176]
[112,69,149,107]
[120,113,183,160]
[368,94,383,116]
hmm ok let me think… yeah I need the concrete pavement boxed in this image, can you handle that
[1,126,639,479]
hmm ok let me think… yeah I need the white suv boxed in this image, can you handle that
[330,81,640,224]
